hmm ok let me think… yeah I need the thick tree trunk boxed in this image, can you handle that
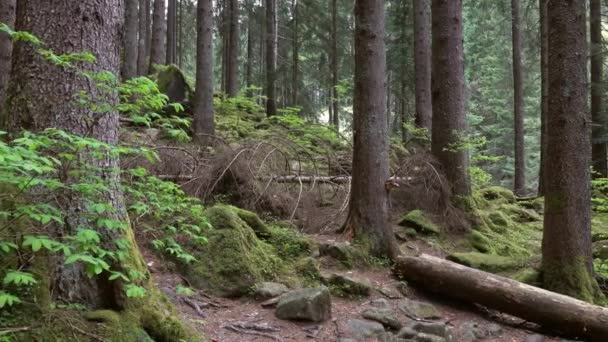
[265,0,277,116]
[193,0,215,144]
[292,0,299,106]
[413,0,432,131]
[542,0,602,303]
[344,0,399,260]
[591,0,607,178]
[137,0,149,75]
[226,0,239,97]
[330,0,339,130]
[394,254,608,340]
[166,0,177,65]
[538,0,547,195]
[149,0,166,73]
[177,0,183,68]
[7,0,132,308]
[431,0,470,196]
[0,0,16,122]
[511,0,525,195]
[122,0,139,80]
[246,1,254,94]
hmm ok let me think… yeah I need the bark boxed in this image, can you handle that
[226,0,239,97]
[591,0,607,178]
[0,0,16,121]
[193,0,215,144]
[431,0,470,196]
[149,0,166,74]
[137,0,150,75]
[7,0,132,308]
[122,0,139,80]
[166,0,177,65]
[292,0,299,106]
[330,0,339,130]
[265,0,277,116]
[394,254,608,340]
[413,0,432,131]
[538,0,547,195]
[542,0,601,303]
[177,0,184,68]
[511,0,525,195]
[344,0,399,260]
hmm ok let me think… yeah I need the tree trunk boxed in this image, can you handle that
[193,0,215,144]
[226,0,239,97]
[542,0,602,303]
[149,0,166,73]
[538,0,548,195]
[265,0,277,116]
[0,0,16,123]
[394,254,608,340]
[246,1,254,94]
[137,0,148,75]
[178,0,184,68]
[122,0,139,80]
[330,0,339,130]
[344,0,399,260]
[7,0,134,308]
[413,0,432,131]
[591,0,607,178]
[431,0,470,196]
[511,0,525,196]
[292,0,299,106]
[166,0,177,65]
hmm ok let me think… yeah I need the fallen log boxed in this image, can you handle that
[393,253,608,340]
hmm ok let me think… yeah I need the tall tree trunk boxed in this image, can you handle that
[330,0,339,130]
[538,0,548,195]
[542,0,602,303]
[414,0,432,131]
[591,0,607,178]
[0,0,16,122]
[344,0,399,260]
[226,0,239,97]
[401,81,407,144]
[246,1,254,95]
[292,0,299,106]
[177,0,184,68]
[193,0,215,144]
[511,0,525,196]
[137,0,148,75]
[122,0,139,80]
[265,0,277,116]
[149,0,166,73]
[431,0,470,196]
[166,0,177,65]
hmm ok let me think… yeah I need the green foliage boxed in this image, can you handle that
[175,285,195,297]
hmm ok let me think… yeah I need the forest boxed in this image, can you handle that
[1,0,608,341]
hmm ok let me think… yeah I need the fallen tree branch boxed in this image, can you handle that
[181,297,207,318]
[394,253,608,340]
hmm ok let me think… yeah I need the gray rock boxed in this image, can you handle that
[398,299,441,320]
[253,282,289,300]
[345,319,386,338]
[321,272,372,297]
[397,327,418,339]
[396,281,411,297]
[524,335,545,342]
[370,298,391,308]
[320,241,355,264]
[361,308,403,330]
[378,286,404,299]
[410,321,447,337]
[415,333,446,342]
[459,321,503,342]
[275,287,331,322]
[379,331,413,342]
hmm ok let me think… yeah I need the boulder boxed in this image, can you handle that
[409,321,447,338]
[253,282,289,300]
[361,308,404,330]
[345,319,385,339]
[321,272,372,298]
[370,298,391,309]
[156,65,192,105]
[275,287,331,322]
[398,210,440,235]
[377,286,404,299]
[398,299,441,320]
[319,241,357,266]
[459,321,503,342]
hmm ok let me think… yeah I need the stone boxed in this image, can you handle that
[398,210,440,235]
[398,299,441,320]
[345,319,385,338]
[524,335,545,342]
[321,272,372,298]
[319,241,356,266]
[377,286,404,299]
[370,298,391,308]
[459,321,503,342]
[253,282,289,300]
[410,321,447,337]
[275,287,331,322]
[396,327,418,339]
[396,281,411,297]
[446,252,521,272]
[415,333,446,342]
[361,308,403,330]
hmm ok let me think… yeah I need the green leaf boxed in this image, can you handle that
[0,291,21,308]
[3,271,37,286]
[125,285,146,298]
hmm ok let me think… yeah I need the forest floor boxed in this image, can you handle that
[143,234,572,342]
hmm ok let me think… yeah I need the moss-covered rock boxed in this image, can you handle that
[470,230,493,253]
[398,210,440,235]
[321,272,372,298]
[447,252,521,272]
[155,64,193,105]
[478,186,517,203]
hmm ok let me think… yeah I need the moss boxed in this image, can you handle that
[233,206,272,238]
[512,268,541,286]
[500,204,541,223]
[265,223,313,260]
[470,230,494,253]
[519,197,544,212]
[321,273,372,298]
[84,309,121,324]
[295,257,322,286]
[542,257,605,304]
[592,213,608,241]
[478,186,517,203]
[398,210,440,235]
[486,211,511,232]
[447,252,522,272]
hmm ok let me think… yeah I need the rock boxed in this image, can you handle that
[395,227,418,241]
[295,257,321,281]
[275,287,331,322]
[321,272,372,298]
[593,240,608,260]
[410,321,447,337]
[83,310,120,324]
[446,252,521,272]
[478,186,516,203]
[415,333,446,342]
[396,281,411,297]
[361,308,403,330]
[459,321,503,342]
[156,64,192,105]
[397,327,418,339]
[345,319,386,338]
[319,241,356,266]
[370,298,391,308]
[260,297,281,308]
[524,335,545,342]
[377,286,404,299]
[398,210,440,235]
[379,332,411,342]
[253,282,289,300]
[398,299,441,320]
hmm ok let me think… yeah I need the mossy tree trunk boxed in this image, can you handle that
[0,0,16,124]
[542,0,602,303]
[344,0,399,260]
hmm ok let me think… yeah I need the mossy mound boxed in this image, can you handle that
[476,186,517,204]
[398,210,440,235]
[155,64,193,105]
[447,252,522,272]
[182,205,313,297]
